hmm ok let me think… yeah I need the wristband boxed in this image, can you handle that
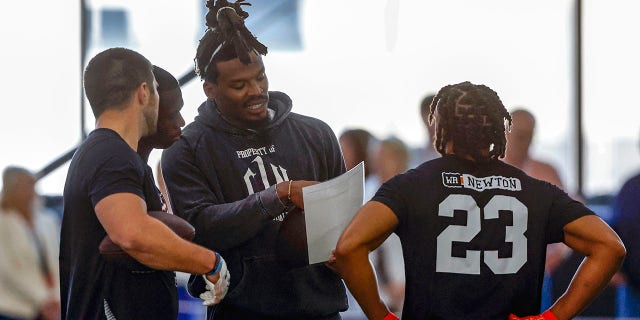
[542,310,558,320]
[383,312,399,320]
[206,252,223,276]
[509,310,558,320]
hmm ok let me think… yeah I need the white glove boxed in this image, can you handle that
[200,256,230,306]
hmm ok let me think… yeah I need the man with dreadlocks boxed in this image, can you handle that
[161,0,347,319]
[333,81,625,320]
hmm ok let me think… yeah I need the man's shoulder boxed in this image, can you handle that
[619,172,640,195]
[180,118,206,137]
[180,118,215,144]
[77,129,132,157]
[624,172,640,185]
[529,158,559,173]
[71,130,140,174]
[527,158,563,187]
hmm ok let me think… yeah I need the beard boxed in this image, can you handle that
[143,99,159,136]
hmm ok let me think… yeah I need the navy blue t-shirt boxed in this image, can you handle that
[60,128,177,320]
[372,155,594,319]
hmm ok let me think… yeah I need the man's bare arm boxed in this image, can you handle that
[549,215,625,320]
[334,201,399,320]
[95,193,220,282]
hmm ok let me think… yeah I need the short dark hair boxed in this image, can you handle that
[429,81,512,162]
[195,0,267,82]
[153,65,179,94]
[83,47,155,117]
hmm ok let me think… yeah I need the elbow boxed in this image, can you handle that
[109,231,146,253]
[334,236,370,278]
[611,240,627,265]
[334,237,359,263]
[595,236,626,267]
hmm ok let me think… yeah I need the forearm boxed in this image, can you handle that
[188,186,286,249]
[336,247,389,320]
[163,146,286,249]
[121,217,216,274]
[550,247,623,319]
[335,201,400,320]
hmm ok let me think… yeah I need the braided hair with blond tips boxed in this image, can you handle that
[195,0,268,82]
[428,81,512,162]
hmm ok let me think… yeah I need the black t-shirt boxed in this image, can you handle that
[372,155,594,319]
[60,128,177,320]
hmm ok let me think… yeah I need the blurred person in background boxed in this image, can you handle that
[610,128,640,317]
[368,137,410,315]
[0,166,60,320]
[365,137,410,200]
[339,128,376,176]
[373,138,409,187]
[503,109,564,187]
[503,108,572,309]
[409,94,438,168]
[339,128,379,201]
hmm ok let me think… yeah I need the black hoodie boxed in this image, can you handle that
[162,91,347,319]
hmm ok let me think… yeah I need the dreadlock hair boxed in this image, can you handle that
[83,47,155,118]
[195,0,268,83]
[428,81,512,162]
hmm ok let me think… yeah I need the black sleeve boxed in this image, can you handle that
[89,154,145,207]
[161,139,284,251]
[546,184,595,244]
[371,174,410,226]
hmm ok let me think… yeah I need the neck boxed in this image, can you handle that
[444,142,489,162]
[95,108,143,151]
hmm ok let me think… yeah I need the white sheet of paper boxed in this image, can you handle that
[303,162,365,264]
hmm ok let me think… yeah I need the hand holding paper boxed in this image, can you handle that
[302,162,365,264]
